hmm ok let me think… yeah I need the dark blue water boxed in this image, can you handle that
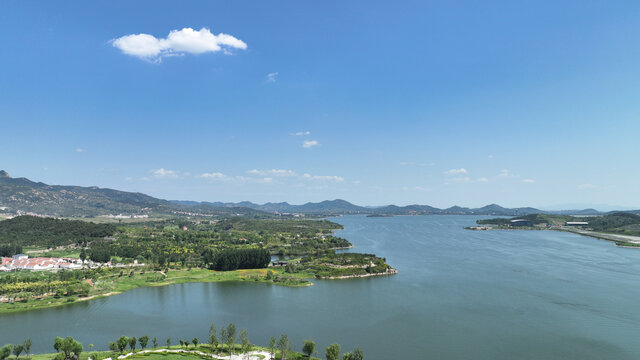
[3,215,640,359]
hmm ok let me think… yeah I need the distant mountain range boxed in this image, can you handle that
[173,199,611,216]
[0,171,263,217]
[0,170,636,218]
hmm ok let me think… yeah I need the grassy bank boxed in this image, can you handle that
[14,345,319,360]
[0,267,313,314]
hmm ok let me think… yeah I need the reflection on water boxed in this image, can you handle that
[2,215,640,360]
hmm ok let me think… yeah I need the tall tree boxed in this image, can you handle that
[209,321,218,353]
[166,339,171,348]
[269,337,276,359]
[220,329,228,354]
[139,336,149,350]
[302,339,316,359]
[325,344,340,360]
[23,339,32,359]
[54,337,83,360]
[192,338,198,349]
[240,329,251,359]
[116,337,128,354]
[227,323,236,355]
[152,338,158,348]
[277,334,290,360]
[128,337,136,353]
[12,344,24,359]
[80,248,87,266]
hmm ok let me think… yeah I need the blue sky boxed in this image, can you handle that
[1,1,639,209]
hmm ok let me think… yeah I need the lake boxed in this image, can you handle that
[3,215,640,359]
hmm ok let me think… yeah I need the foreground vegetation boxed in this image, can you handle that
[0,321,365,360]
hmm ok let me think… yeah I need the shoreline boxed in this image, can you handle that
[466,226,640,248]
[317,267,398,280]
[0,268,311,314]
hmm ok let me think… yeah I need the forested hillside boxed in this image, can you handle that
[0,216,116,248]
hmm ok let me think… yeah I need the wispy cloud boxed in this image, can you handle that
[75,148,85,153]
[498,169,517,178]
[303,174,344,182]
[199,172,227,180]
[477,177,489,183]
[522,179,536,183]
[152,168,180,179]
[444,168,467,175]
[247,169,297,177]
[302,140,320,148]
[266,72,278,83]
[112,27,247,62]
[291,131,311,136]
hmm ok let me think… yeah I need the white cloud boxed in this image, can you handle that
[444,168,467,175]
[477,177,489,183]
[302,140,319,148]
[266,72,278,83]
[303,174,344,182]
[292,131,311,136]
[578,183,598,190]
[498,169,517,178]
[247,169,297,177]
[200,172,227,180]
[152,168,179,179]
[75,148,85,153]
[112,27,247,62]
[522,179,536,183]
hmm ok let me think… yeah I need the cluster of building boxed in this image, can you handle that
[0,254,83,271]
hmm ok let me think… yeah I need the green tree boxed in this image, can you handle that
[139,336,149,350]
[240,329,251,358]
[179,340,184,348]
[166,338,171,348]
[209,321,218,353]
[269,337,276,359]
[80,248,87,266]
[226,323,236,355]
[54,337,83,360]
[0,345,12,360]
[220,329,228,353]
[192,338,198,349]
[302,339,316,359]
[277,334,290,360]
[116,337,128,354]
[12,344,24,359]
[108,343,117,354]
[23,339,32,359]
[325,343,340,360]
[128,337,136,353]
[352,347,363,360]
[152,338,158,348]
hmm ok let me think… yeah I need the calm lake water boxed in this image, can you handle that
[3,215,640,359]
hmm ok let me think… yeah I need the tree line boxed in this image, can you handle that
[0,321,364,360]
